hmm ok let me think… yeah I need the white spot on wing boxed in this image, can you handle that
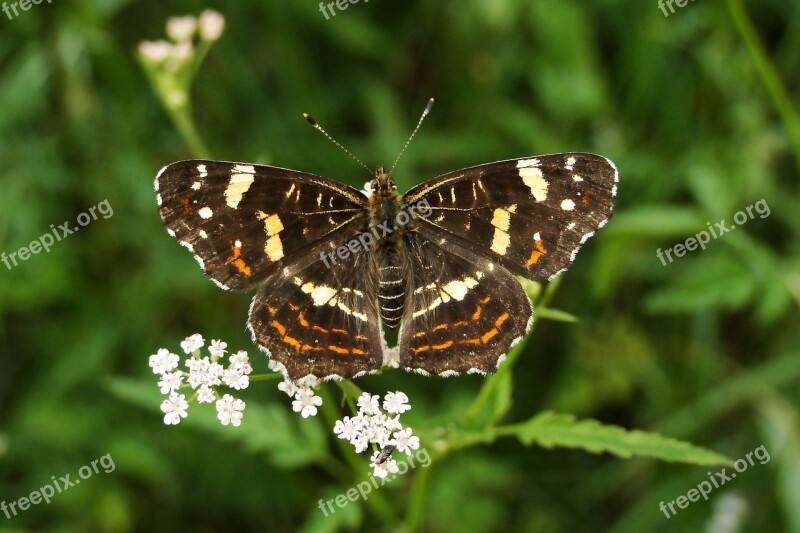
[561,199,575,211]
[197,164,207,177]
[198,206,213,219]
[566,156,576,170]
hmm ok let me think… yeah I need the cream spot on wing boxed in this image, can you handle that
[286,183,296,199]
[566,156,576,170]
[257,211,284,236]
[265,234,284,261]
[572,174,584,182]
[317,193,322,207]
[519,167,548,201]
[491,208,511,232]
[225,172,255,208]
[233,164,255,174]
[337,301,367,321]
[197,164,207,177]
[191,181,201,190]
[490,229,510,255]
[235,239,242,248]
[301,282,337,306]
[198,206,213,219]
[442,276,479,301]
[561,199,575,211]
[507,204,517,213]
[534,231,541,241]
[517,158,540,168]
[199,230,208,239]
[567,222,576,230]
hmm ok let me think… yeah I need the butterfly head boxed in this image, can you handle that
[369,166,398,195]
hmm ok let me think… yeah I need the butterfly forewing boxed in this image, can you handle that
[155,160,367,290]
[404,153,617,281]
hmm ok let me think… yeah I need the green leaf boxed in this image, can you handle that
[507,411,731,465]
[536,307,579,323]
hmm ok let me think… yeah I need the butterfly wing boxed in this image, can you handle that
[155,160,367,290]
[403,153,617,281]
[398,232,532,376]
[156,159,387,379]
[248,247,385,380]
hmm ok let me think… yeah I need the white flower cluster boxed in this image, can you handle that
[139,10,225,64]
[334,392,420,479]
[268,360,324,418]
[149,334,251,427]
[137,10,225,108]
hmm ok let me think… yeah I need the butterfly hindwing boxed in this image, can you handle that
[403,153,617,281]
[247,247,385,380]
[155,160,367,290]
[398,232,532,376]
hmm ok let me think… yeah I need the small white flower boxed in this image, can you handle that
[186,357,223,388]
[216,394,245,426]
[199,9,225,41]
[138,40,172,64]
[196,384,215,404]
[166,15,197,42]
[296,375,321,389]
[363,416,392,448]
[149,348,179,375]
[229,350,252,373]
[383,391,411,414]
[384,414,403,432]
[223,368,249,390]
[357,392,380,415]
[292,389,322,418]
[180,333,205,354]
[391,428,420,456]
[277,378,297,397]
[208,339,227,358]
[170,41,193,61]
[333,416,361,442]
[157,371,184,394]
[370,452,399,479]
[161,393,189,425]
[352,434,369,454]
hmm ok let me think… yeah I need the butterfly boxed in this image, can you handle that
[155,113,617,381]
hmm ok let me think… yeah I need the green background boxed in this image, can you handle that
[1,0,799,531]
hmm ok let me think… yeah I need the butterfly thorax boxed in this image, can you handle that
[368,167,407,329]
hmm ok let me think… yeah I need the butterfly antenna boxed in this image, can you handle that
[389,97,434,174]
[303,113,371,174]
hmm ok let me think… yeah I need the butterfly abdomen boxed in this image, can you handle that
[369,173,408,329]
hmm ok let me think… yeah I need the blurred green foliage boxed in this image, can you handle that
[1,0,799,531]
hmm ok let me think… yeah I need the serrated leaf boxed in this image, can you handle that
[508,411,731,465]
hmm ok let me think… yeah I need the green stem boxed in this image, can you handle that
[404,462,432,532]
[727,0,800,175]
[166,103,211,159]
[248,373,282,382]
